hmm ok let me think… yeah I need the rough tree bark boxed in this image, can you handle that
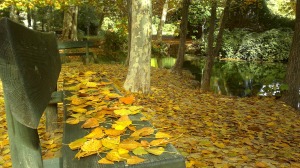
[171,0,190,74]
[62,6,78,41]
[123,0,152,93]
[201,0,231,91]
[281,0,300,110]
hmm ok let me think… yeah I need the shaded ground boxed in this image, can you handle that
[0,62,299,168]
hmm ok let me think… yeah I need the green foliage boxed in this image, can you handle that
[99,30,127,62]
[152,41,169,57]
[221,28,293,62]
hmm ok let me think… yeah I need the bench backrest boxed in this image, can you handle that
[0,18,61,129]
[57,40,96,49]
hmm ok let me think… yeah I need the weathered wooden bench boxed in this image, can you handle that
[61,78,186,168]
[0,18,185,168]
[0,18,61,168]
[57,39,97,64]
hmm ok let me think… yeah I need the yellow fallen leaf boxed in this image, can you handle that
[84,71,96,76]
[81,118,99,128]
[118,148,129,155]
[119,139,141,150]
[81,139,102,152]
[146,147,165,155]
[149,139,169,146]
[71,107,87,113]
[102,136,120,149]
[126,156,145,165]
[114,109,133,116]
[105,129,125,136]
[214,142,225,148]
[155,132,172,139]
[71,97,86,105]
[106,149,123,162]
[86,82,98,88]
[69,138,87,150]
[131,127,154,137]
[85,127,105,139]
[98,158,114,164]
[66,117,80,125]
[133,146,148,156]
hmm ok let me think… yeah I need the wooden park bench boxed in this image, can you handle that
[0,18,185,168]
[57,39,97,64]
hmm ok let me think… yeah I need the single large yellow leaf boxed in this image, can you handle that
[106,149,123,162]
[101,136,120,149]
[118,148,129,155]
[150,139,169,146]
[105,129,125,136]
[69,138,87,150]
[155,132,172,139]
[126,156,145,165]
[133,146,148,156]
[66,117,80,125]
[98,158,114,164]
[71,97,86,105]
[71,107,87,113]
[112,115,132,130]
[81,139,102,152]
[146,147,165,155]
[119,139,141,150]
[85,127,105,139]
[81,118,99,128]
[131,127,154,137]
[75,150,99,159]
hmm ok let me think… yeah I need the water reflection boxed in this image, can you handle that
[151,57,287,97]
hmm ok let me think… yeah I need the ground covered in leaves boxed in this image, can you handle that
[0,62,299,168]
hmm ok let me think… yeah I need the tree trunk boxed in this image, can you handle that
[281,0,300,110]
[124,0,152,93]
[171,0,190,74]
[125,0,132,66]
[157,0,169,42]
[27,7,32,28]
[201,0,217,91]
[214,0,231,56]
[62,6,78,41]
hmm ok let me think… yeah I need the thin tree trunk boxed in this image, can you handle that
[214,0,231,56]
[157,0,169,42]
[124,0,152,93]
[125,0,132,66]
[62,6,78,41]
[201,0,217,91]
[281,0,300,110]
[171,0,190,74]
[27,7,32,28]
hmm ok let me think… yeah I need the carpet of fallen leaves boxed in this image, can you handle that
[0,62,300,168]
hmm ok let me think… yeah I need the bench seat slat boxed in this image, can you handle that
[62,91,185,168]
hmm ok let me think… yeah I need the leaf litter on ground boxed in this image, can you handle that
[0,62,299,167]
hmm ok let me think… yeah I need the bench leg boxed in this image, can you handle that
[45,104,58,132]
[4,97,43,168]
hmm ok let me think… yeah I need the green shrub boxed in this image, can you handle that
[99,30,127,62]
[221,28,293,62]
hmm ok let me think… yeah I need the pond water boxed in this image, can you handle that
[151,57,287,97]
